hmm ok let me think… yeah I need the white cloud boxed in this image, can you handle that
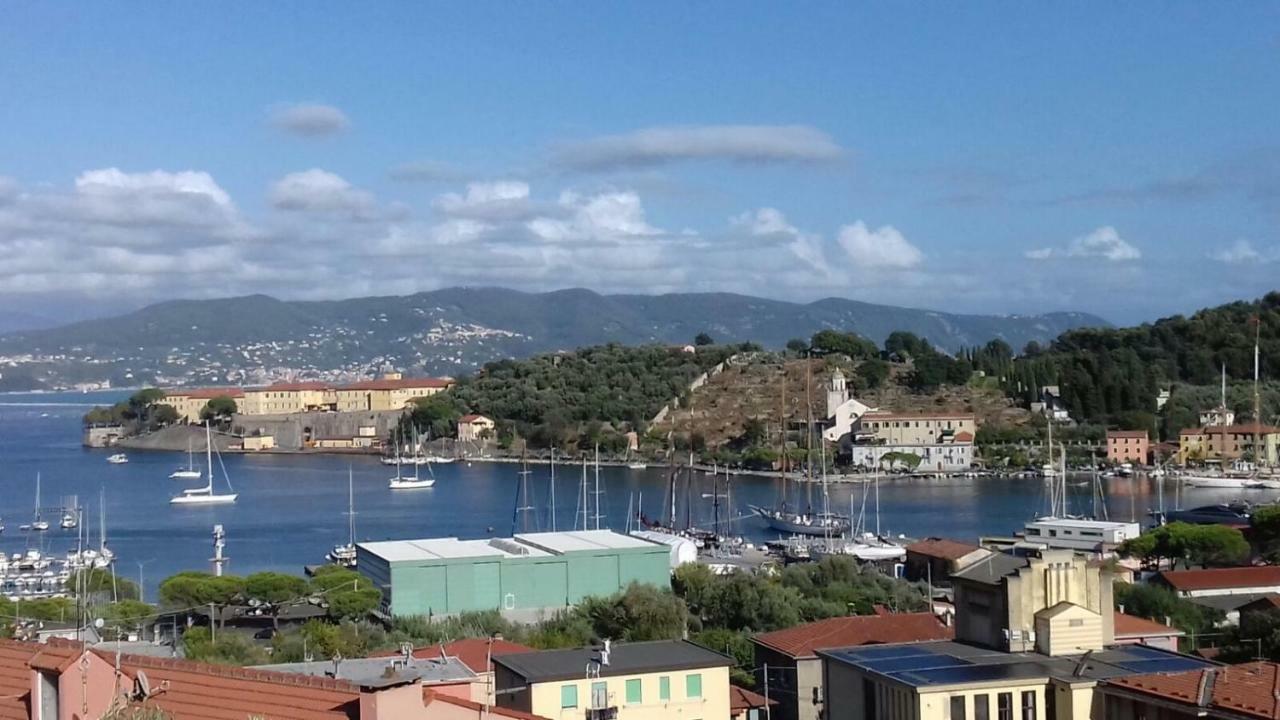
[269,169,374,216]
[836,221,924,269]
[527,190,659,243]
[734,207,832,275]
[434,181,536,222]
[1026,226,1141,262]
[389,160,465,183]
[269,103,350,137]
[553,125,843,171]
[1211,239,1263,264]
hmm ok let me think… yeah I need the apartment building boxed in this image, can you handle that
[1178,423,1280,465]
[163,374,454,422]
[1106,430,1149,464]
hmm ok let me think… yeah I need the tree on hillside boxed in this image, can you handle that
[694,333,714,346]
[199,395,238,423]
[403,394,463,440]
[579,583,688,642]
[1119,523,1249,568]
[786,338,810,354]
[1114,582,1221,638]
[158,572,246,628]
[1253,505,1280,561]
[810,330,878,359]
[310,566,381,621]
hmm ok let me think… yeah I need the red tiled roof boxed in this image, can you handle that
[1159,566,1280,592]
[730,684,776,711]
[906,537,983,561]
[339,377,453,392]
[1108,662,1280,720]
[250,381,334,392]
[1113,612,1184,638]
[1183,424,1280,436]
[91,648,361,720]
[1107,430,1149,439]
[1241,595,1280,612]
[953,431,974,442]
[165,387,246,399]
[425,690,549,719]
[753,612,953,659]
[459,414,491,423]
[0,640,41,720]
[376,638,535,674]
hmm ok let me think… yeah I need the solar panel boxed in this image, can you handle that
[844,645,941,661]
[871,654,972,673]
[899,663,1047,686]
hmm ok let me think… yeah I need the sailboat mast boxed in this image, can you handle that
[805,353,814,508]
[593,444,602,530]
[1254,319,1263,469]
[347,467,356,546]
[549,447,557,532]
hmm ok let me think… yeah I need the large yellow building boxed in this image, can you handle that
[1178,423,1280,465]
[493,640,732,720]
[859,412,977,445]
[163,375,454,422]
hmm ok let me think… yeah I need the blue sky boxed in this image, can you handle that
[1,3,1278,327]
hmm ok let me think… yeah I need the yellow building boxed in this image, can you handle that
[859,412,977,446]
[818,548,1213,720]
[336,377,454,412]
[240,382,337,415]
[241,435,276,451]
[493,640,732,720]
[161,388,245,423]
[457,414,495,442]
[1178,423,1280,465]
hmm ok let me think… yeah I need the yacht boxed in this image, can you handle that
[388,453,435,489]
[59,511,77,530]
[327,468,359,568]
[170,438,202,479]
[171,422,238,505]
[106,453,128,464]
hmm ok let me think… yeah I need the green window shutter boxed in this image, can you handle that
[561,684,578,708]
[626,678,642,704]
[659,676,671,701]
[686,673,703,698]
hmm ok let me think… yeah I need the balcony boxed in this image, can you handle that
[584,707,618,720]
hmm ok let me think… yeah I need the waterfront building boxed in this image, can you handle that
[356,530,670,618]
[336,376,454,412]
[457,414,495,442]
[860,411,977,446]
[1106,430,1150,465]
[752,611,953,720]
[1021,518,1142,555]
[240,380,338,415]
[162,386,245,423]
[817,548,1214,720]
[1101,661,1280,720]
[492,639,733,720]
[904,538,992,585]
[1178,423,1280,465]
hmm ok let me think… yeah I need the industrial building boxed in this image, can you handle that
[356,530,670,618]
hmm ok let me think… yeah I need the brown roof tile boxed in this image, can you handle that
[338,377,453,392]
[425,690,549,719]
[1113,612,1184,638]
[730,684,776,711]
[753,612,953,659]
[1107,430,1149,439]
[0,641,39,720]
[1109,662,1280,720]
[1158,566,1280,592]
[906,537,983,561]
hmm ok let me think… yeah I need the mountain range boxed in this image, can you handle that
[0,288,1106,391]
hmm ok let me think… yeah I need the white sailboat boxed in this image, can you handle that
[171,422,238,505]
[106,453,128,464]
[170,437,202,479]
[327,468,358,567]
[27,473,49,531]
[388,447,435,489]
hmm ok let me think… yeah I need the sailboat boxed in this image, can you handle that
[1184,333,1280,489]
[25,473,49,531]
[171,422,239,504]
[60,509,77,530]
[389,445,435,489]
[170,437,203,479]
[327,468,358,568]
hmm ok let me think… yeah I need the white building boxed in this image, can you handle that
[823,369,875,443]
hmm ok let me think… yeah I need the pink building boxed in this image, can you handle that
[1106,429,1150,464]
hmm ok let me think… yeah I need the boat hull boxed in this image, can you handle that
[750,506,851,536]
[389,480,435,489]
[169,471,202,480]
[170,494,238,505]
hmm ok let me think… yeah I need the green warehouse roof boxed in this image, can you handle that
[513,529,662,554]
[359,530,663,564]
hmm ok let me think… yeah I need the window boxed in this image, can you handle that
[998,693,1013,720]
[950,696,967,720]
[1068,618,1085,627]
[561,685,578,709]
[626,679,642,704]
[591,681,608,709]
[659,676,670,701]
[1021,691,1036,720]
[975,695,990,720]
[686,673,703,698]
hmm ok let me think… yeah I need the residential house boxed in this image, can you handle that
[457,414,495,442]
[1101,662,1280,720]
[1178,423,1280,466]
[904,538,992,585]
[492,639,733,720]
[1030,386,1071,422]
[0,636,549,720]
[1153,566,1280,622]
[1106,430,1150,465]
[731,684,776,720]
[1112,611,1185,652]
[751,611,954,720]
[375,637,535,705]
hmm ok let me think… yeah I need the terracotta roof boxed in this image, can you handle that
[1108,662,1280,720]
[459,414,491,423]
[1159,566,1280,592]
[250,381,334,392]
[1183,424,1280,436]
[1113,612,1184,638]
[1240,595,1280,613]
[165,387,246,399]
[730,684,776,711]
[0,641,41,720]
[863,412,975,421]
[425,690,549,719]
[953,431,975,442]
[753,612,953,659]
[91,648,362,720]
[1107,430,1149,439]
[339,377,453,391]
[906,537,983,561]
[375,638,535,674]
